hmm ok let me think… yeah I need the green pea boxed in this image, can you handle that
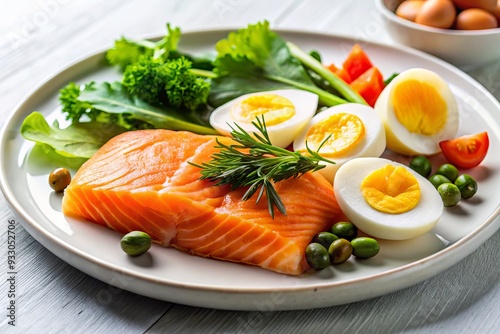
[328,238,353,264]
[351,237,380,259]
[331,222,358,241]
[120,231,152,256]
[437,183,461,207]
[312,232,339,249]
[305,243,330,270]
[428,174,451,189]
[409,156,432,178]
[454,174,478,199]
[436,163,459,183]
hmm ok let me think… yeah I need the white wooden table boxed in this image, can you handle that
[1,0,499,332]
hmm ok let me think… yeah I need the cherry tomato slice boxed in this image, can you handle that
[439,132,489,169]
[349,67,385,107]
[326,63,352,84]
[342,44,373,81]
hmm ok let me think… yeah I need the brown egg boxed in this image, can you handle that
[396,1,426,22]
[415,0,457,28]
[456,8,498,29]
[452,0,497,12]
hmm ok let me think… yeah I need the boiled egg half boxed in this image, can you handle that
[293,103,386,183]
[375,68,459,156]
[334,157,443,240]
[209,89,318,148]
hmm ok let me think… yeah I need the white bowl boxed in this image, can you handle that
[376,0,500,69]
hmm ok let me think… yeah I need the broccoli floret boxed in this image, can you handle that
[163,57,210,112]
[122,56,210,112]
[122,57,166,106]
[107,24,211,112]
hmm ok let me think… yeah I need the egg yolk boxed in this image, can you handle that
[303,113,365,157]
[392,80,447,136]
[231,94,295,126]
[361,164,421,214]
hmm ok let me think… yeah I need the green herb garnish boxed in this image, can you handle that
[191,116,334,218]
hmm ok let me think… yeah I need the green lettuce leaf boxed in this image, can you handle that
[30,144,89,169]
[214,21,314,84]
[106,24,181,69]
[20,112,126,160]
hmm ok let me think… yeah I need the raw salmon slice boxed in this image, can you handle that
[62,130,345,275]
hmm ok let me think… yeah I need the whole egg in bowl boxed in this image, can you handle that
[334,157,444,240]
[209,89,318,148]
[375,68,459,156]
[293,103,386,183]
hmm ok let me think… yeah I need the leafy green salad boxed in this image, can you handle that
[21,21,365,167]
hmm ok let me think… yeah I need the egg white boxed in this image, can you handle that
[375,68,459,156]
[209,89,318,148]
[333,157,444,240]
[293,103,386,183]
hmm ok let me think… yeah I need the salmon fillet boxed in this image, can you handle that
[62,130,345,275]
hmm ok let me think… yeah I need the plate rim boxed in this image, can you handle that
[1,27,500,308]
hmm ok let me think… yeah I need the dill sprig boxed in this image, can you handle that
[191,116,334,218]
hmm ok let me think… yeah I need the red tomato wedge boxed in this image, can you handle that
[349,67,385,107]
[439,132,489,169]
[342,44,373,81]
[326,63,352,84]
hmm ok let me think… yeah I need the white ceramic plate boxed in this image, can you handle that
[1,29,500,311]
